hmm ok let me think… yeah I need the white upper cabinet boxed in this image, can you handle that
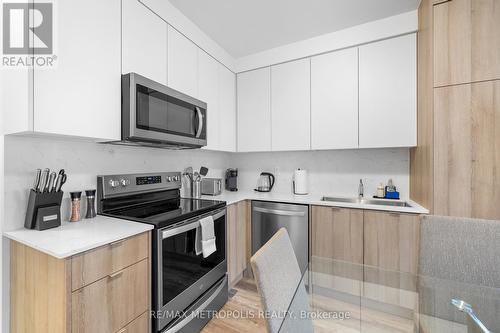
[167,26,198,98]
[2,69,31,135]
[33,0,121,140]
[122,0,167,85]
[358,34,416,148]
[198,50,220,150]
[218,65,237,152]
[311,48,358,150]
[271,59,311,151]
[237,67,271,152]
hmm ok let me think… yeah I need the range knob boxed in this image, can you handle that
[120,178,130,187]
[174,176,180,182]
[166,176,172,182]
[109,180,119,188]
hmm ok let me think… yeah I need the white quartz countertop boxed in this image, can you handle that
[3,215,153,259]
[199,191,429,214]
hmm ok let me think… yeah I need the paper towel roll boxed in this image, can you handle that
[293,169,308,195]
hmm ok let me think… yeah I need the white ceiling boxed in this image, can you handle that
[168,0,420,58]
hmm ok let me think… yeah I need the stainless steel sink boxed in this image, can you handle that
[321,196,413,208]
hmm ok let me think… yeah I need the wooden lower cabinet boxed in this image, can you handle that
[71,260,148,333]
[71,232,149,290]
[311,206,421,274]
[363,210,420,275]
[311,206,363,264]
[226,200,250,287]
[121,312,149,333]
[11,232,151,333]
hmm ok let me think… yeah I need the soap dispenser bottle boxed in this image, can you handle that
[377,183,385,198]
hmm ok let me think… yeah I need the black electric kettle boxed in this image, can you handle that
[255,172,275,192]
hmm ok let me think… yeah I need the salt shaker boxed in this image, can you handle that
[85,189,97,219]
[70,191,82,222]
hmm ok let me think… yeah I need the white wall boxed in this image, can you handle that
[236,10,417,72]
[140,0,236,71]
[3,135,231,231]
[4,137,410,232]
[232,149,410,199]
[0,135,4,333]
[1,51,5,331]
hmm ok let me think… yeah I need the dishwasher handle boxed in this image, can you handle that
[253,206,306,217]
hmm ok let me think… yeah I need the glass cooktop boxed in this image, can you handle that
[106,197,225,229]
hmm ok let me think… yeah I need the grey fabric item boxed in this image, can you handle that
[419,215,500,331]
[419,215,500,288]
[250,228,314,333]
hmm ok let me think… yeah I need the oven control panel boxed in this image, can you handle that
[136,175,162,185]
[98,172,182,199]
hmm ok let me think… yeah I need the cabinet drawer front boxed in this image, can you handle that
[119,311,149,333]
[72,259,149,333]
[72,232,149,290]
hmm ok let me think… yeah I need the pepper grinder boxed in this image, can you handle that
[85,189,97,219]
[70,191,82,222]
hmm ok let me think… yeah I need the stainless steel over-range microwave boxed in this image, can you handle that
[121,73,207,149]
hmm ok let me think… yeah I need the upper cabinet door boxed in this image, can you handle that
[122,0,167,85]
[198,51,220,150]
[237,68,271,152]
[167,26,198,98]
[311,48,358,150]
[33,0,121,140]
[433,0,500,87]
[218,66,237,152]
[271,59,311,151]
[359,34,416,148]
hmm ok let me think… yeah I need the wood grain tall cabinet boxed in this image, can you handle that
[410,0,500,220]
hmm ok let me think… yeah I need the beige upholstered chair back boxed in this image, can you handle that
[250,228,314,333]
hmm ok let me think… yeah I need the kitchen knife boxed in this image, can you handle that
[53,169,66,191]
[38,168,50,193]
[47,172,57,193]
[55,173,67,192]
[32,169,41,192]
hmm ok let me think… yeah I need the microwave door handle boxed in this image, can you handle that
[195,107,203,138]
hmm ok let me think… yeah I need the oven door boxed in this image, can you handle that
[122,73,207,147]
[156,208,227,331]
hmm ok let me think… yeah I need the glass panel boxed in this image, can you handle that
[136,84,206,138]
[161,215,225,306]
[278,260,500,332]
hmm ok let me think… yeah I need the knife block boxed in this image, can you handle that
[24,190,64,230]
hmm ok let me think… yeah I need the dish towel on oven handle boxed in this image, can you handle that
[194,226,203,256]
[199,215,216,258]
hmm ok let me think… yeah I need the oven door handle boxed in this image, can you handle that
[161,209,225,239]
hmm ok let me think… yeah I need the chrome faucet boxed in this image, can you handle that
[452,299,493,333]
[358,179,364,198]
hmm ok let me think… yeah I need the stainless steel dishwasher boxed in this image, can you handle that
[251,201,309,273]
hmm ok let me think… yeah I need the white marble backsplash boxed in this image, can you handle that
[3,135,231,231]
[4,135,409,231]
[233,149,409,199]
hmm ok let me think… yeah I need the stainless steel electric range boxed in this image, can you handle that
[97,172,228,333]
